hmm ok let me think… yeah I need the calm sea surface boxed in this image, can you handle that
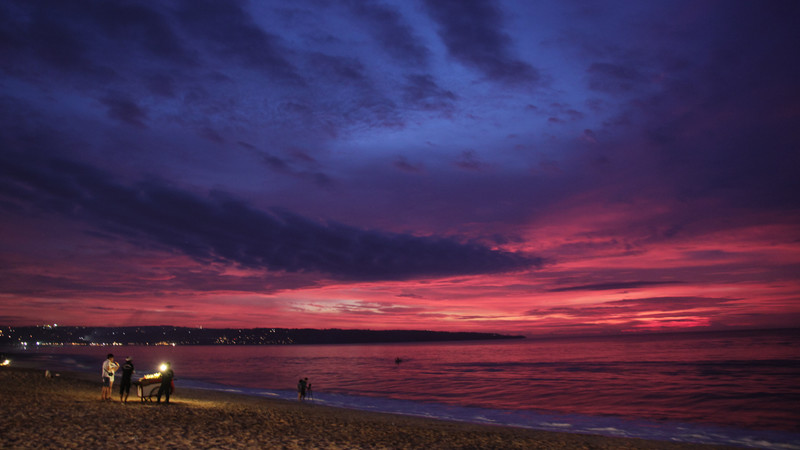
[5,329,799,448]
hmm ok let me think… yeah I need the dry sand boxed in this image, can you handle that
[0,367,737,449]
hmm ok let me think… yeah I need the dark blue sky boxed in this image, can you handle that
[1,0,798,334]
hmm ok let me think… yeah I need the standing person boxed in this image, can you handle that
[100,353,119,401]
[118,357,135,403]
[156,362,174,404]
[306,381,313,401]
[297,378,307,401]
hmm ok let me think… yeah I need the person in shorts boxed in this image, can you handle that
[100,353,119,401]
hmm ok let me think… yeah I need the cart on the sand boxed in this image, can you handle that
[135,373,163,402]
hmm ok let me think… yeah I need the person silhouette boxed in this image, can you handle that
[156,362,174,404]
[119,357,135,403]
[297,377,307,401]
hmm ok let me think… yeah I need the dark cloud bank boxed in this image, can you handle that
[0,152,540,281]
[422,0,539,85]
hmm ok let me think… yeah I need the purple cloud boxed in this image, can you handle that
[422,0,539,84]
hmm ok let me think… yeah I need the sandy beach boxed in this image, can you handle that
[0,368,737,449]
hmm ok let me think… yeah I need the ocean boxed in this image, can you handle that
[4,328,799,449]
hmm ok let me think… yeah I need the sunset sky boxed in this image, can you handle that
[1,0,798,336]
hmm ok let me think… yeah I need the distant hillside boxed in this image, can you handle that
[0,325,524,346]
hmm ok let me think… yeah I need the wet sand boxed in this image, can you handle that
[0,368,736,449]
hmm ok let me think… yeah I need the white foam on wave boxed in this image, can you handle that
[587,427,629,437]
[540,422,572,428]
[472,416,498,424]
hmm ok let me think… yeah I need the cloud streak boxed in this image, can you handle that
[422,0,539,84]
[0,152,540,281]
[548,281,684,293]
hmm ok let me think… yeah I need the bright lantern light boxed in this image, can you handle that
[1,359,10,366]
[159,363,167,372]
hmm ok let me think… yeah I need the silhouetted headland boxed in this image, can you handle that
[1,325,524,346]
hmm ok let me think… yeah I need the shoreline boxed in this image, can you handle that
[1,367,737,449]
